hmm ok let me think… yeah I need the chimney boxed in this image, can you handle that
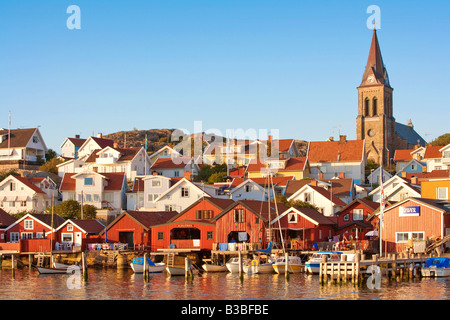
[310,179,318,186]
[328,137,334,141]
[401,172,407,178]
[184,172,192,181]
[75,134,80,139]
[168,143,172,148]
[97,133,103,138]
[423,166,427,173]
[339,172,345,179]
[411,176,419,185]
[268,135,273,143]
[152,171,159,176]
[319,172,324,180]
[339,135,347,144]
[113,142,118,148]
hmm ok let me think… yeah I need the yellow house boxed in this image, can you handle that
[246,157,311,180]
[421,178,450,200]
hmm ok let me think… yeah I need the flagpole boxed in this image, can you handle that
[379,154,385,257]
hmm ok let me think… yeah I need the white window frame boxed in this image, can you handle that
[395,231,425,243]
[24,219,34,230]
[10,232,19,243]
[437,187,448,200]
[353,208,364,221]
[61,233,73,243]
[67,225,74,232]
[288,213,297,224]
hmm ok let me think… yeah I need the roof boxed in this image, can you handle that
[395,122,426,147]
[89,136,115,149]
[31,213,66,229]
[403,170,450,181]
[339,198,380,214]
[360,29,390,87]
[8,176,46,194]
[393,149,414,162]
[284,180,312,197]
[150,157,189,170]
[59,219,105,234]
[246,157,308,173]
[101,210,178,234]
[308,185,347,206]
[67,137,87,147]
[307,138,364,163]
[0,128,38,149]
[167,197,235,222]
[274,206,336,226]
[85,147,142,163]
[0,208,16,228]
[424,145,444,159]
[60,172,125,191]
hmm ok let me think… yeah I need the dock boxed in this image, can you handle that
[319,252,431,285]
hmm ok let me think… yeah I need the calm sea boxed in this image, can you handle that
[0,267,449,301]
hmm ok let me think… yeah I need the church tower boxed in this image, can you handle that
[356,29,395,165]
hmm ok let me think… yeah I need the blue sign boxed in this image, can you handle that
[399,206,420,216]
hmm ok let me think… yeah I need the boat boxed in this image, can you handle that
[166,265,199,276]
[202,262,228,273]
[243,257,275,274]
[130,257,165,274]
[305,251,343,274]
[37,266,73,275]
[421,257,450,277]
[272,255,304,274]
[225,257,251,273]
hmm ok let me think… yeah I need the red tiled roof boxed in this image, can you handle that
[14,176,45,194]
[308,139,364,162]
[308,186,347,206]
[404,170,450,181]
[70,219,105,234]
[424,145,443,159]
[0,208,16,228]
[60,173,76,191]
[151,157,188,170]
[90,137,115,149]
[67,137,87,147]
[393,149,414,162]
[246,157,308,173]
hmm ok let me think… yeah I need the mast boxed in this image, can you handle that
[270,172,285,254]
[50,197,54,258]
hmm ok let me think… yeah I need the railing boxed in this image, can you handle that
[212,242,262,251]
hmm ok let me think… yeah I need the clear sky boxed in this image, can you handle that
[1,0,449,152]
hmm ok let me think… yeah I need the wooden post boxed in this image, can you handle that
[82,252,88,281]
[143,253,148,282]
[0,254,3,270]
[355,253,361,285]
[322,255,328,283]
[185,257,190,281]
[11,255,15,278]
[285,253,289,281]
[238,251,243,281]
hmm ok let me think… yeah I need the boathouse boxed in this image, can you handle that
[271,206,336,250]
[0,208,17,243]
[335,199,379,241]
[100,210,178,250]
[150,197,235,251]
[381,197,450,253]
[53,219,105,251]
[211,200,289,249]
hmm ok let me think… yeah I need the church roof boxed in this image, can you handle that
[395,122,426,147]
[360,29,390,87]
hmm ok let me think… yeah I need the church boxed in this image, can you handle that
[356,29,426,165]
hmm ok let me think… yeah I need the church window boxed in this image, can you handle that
[365,98,370,116]
[372,98,378,115]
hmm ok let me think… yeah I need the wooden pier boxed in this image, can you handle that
[319,252,432,285]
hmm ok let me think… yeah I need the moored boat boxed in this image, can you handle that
[37,266,72,274]
[421,257,450,277]
[272,256,303,274]
[166,265,199,276]
[305,251,343,274]
[130,257,165,274]
[226,257,251,273]
[202,262,228,273]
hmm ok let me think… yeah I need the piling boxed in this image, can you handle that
[11,255,15,278]
[238,251,243,281]
[82,252,88,281]
[143,253,148,282]
[285,253,289,281]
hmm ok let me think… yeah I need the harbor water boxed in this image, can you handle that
[1,267,450,300]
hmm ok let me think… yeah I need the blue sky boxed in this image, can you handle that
[1,0,449,152]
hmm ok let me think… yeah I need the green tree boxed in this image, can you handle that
[208,172,226,184]
[81,204,97,219]
[39,157,64,175]
[431,133,450,146]
[48,200,80,219]
[45,149,58,161]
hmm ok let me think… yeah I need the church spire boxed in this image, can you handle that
[360,28,390,87]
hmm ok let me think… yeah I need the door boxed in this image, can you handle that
[74,232,82,247]
[119,232,134,249]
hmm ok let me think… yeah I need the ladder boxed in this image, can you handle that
[107,251,117,266]
[36,253,45,267]
[167,253,175,266]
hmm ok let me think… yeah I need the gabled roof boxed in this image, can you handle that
[403,170,450,181]
[60,172,126,192]
[154,178,209,203]
[56,219,105,234]
[100,210,178,234]
[287,184,347,206]
[211,200,288,223]
[338,198,380,214]
[6,213,66,231]
[307,138,364,163]
[150,157,190,170]
[85,146,143,163]
[167,197,235,223]
[424,145,444,159]
[0,175,46,194]
[382,197,450,214]
[0,208,16,228]
[0,128,41,149]
[272,206,336,226]
[79,136,115,152]
[246,157,308,173]
[395,122,426,147]
[393,149,415,162]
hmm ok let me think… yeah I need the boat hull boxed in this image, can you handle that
[202,264,227,272]
[421,267,450,277]
[272,264,303,274]
[131,262,166,274]
[166,266,199,276]
[244,263,275,274]
[37,267,71,274]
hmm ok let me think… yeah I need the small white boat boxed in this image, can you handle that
[272,256,303,274]
[202,262,228,273]
[226,257,251,273]
[305,251,343,274]
[166,266,199,276]
[243,256,276,274]
[421,257,450,277]
[130,257,165,274]
[53,262,79,269]
[37,266,72,274]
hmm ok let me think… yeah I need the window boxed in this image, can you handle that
[372,97,378,116]
[396,232,425,243]
[245,184,253,192]
[10,182,15,191]
[196,210,213,219]
[10,232,19,243]
[181,187,189,198]
[437,187,448,200]
[207,231,214,240]
[9,201,15,207]
[365,98,370,116]
[174,171,180,177]
[152,180,161,187]
[84,177,93,186]
[20,201,27,207]
[234,209,245,223]
[94,194,100,202]
[21,232,33,239]
[444,151,450,159]
[62,233,73,243]
[343,213,350,221]
[85,194,92,202]
[104,193,113,203]
[157,232,164,241]
[165,205,174,211]
[304,193,311,202]
[288,213,297,223]
[353,209,364,221]
[24,220,34,230]
[411,164,416,170]
[67,225,73,231]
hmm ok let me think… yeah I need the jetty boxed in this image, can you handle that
[318,252,432,285]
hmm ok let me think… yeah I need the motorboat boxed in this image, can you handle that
[243,255,276,274]
[225,257,251,273]
[272,255,303,274]
[130,257,166,274]
[305,251,343,274]
[421,257,450,277]
[166,265,199,276]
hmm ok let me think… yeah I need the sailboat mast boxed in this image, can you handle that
[270,173,285,254]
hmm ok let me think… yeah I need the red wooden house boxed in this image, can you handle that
[0,208,16,243]
[211,200,289,249]
[272,206,336,250]
[54,219,105,251]
[380,197,450,253]
[3,213,66,253]
[100,210,178,250]
[335,199,379,241]
[150,197,235,251]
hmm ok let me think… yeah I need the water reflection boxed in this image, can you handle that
[1,268,449,300]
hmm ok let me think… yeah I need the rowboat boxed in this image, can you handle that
[130,257,165,273]
[37,266,72,275]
